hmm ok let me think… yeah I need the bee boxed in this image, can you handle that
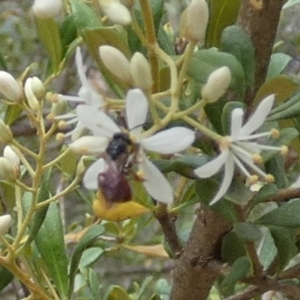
[97,132,134,204]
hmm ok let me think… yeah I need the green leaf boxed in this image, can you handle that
[265,155,289,189]
[26,169,52,245]
[221,256,251,287]
[283,0,300,8]
[79,247,104,269]
[4,105,23,125]
[34,16,62,74]
[257,199,300,227]
[68,224,104,298]
[0,47,8,70]
[222,231,247,264]
[220,25,255,87]
[105,285,132,300]
[187,49,246,98]
[0,266,14,292]
[269,225,298,269]
[221,101,244,135]
[251,184,278,205]
[267,53,292,80]
[70,0,102,31]
[206,0,240,47]
[60,14,78,58]
[35,203,69,300]
[234,222,261,242]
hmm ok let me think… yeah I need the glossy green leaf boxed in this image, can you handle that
[35,203,69,300]
[234,222,261,242]
[257,199,300,227]
[0,266,14,292]
[136,276,154,300]
[34,16,62,74]
[221,231,247,264]
[206,0,240,47]
[4,105,23,125]
[70,0,102,31]
[220,25,255,87]
[221,256,250,287]
[267,53,292,80]
[204,98,227,134]
[187,49,246,98]
[68,224,104,298]
[269,225,298,269]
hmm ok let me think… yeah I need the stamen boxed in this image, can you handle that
[271,128,280,139]
[232,155,252,178]
[54,113,77,120]
[135,170,146,181]
[246,175,259,185]
[58,94,84,102]
[237,131,271,141]
[46,92,59,103]
[265,174,275,183]
[281,145,288,156]
[56,133,65,142]
[252,154,263,164]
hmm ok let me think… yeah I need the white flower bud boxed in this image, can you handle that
[32,0,62,19]
[201,66,231,103]
[185,0,209,43]
[130,52,153,91]
[0,71,22,102]
[0,157,16,181]
[3,146,20,178]
[99,0,131,25]
[0,119,13,143]
[25,77,45,111]
[0,214,12,236]
[99,46,132,84]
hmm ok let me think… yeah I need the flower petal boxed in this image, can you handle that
[139,153,173,204]
[125,89,148,134]
[83,158,107,190]
[76,105,120,137]
[210,153,235,205]
[230,108,244,140]
[239,94,275,137]
[69,136,109,155]
[141,127,195,154]
[78,86,104,107]
[194,150,229,178]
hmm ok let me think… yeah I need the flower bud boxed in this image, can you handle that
[184,0,209,43]
[130,52,153,91]
[0,71,22,102]
[0,214,12,236]
[99,0,131,25]
[25,77,45,110]
[0,157,16,181]
[0,119,13,143]
[201,66,231,103]
[99,46,132,84]
[32,0,62,19]
[3,146,20,178]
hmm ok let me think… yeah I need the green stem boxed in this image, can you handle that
[139,0,159,92]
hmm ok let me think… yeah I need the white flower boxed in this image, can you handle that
[0,71,22,102]
[73,89,195,204]
[0,214,12,236]
[55,47,104,140]
[194,95,286,205]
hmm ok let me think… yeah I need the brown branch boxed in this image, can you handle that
[237,0,285,106]
[154,204,182,257]
[263,187,300,203]
[170,205,231,300]
[278,262,300,280]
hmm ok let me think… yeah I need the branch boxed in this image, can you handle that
[237,0,285,105]
[263,187,300,203]
[170,205,231,300]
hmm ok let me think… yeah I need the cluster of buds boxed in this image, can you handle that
[99,46,153,91]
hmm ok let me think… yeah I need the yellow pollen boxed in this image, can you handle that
[265,174,275,183]
[135,170,146,181]
[46,92,58,103]
[220,136,231,151]
[281,145,288,156]
[129,132,137,144]
[247,175,259,185]
[58,120,67,129]
[271,128,280,139]
[56,133,65,142]
[252,154,263,164]
[46,113,55,121]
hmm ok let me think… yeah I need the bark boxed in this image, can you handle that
[170,206,231,300]
[237,0,284,105]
